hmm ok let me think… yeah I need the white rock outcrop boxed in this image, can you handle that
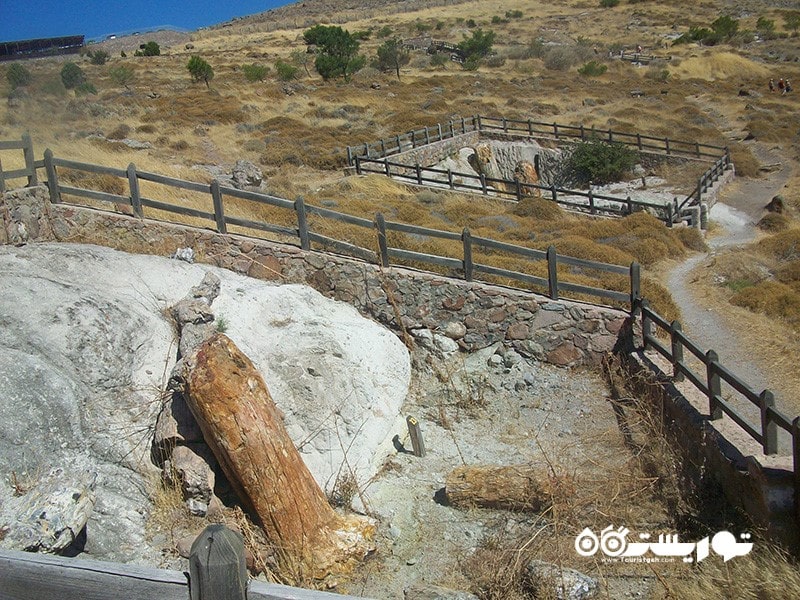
[0,242,410,561]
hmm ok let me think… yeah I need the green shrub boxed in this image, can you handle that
[784,11,800,35]
[242,63,269,82]
[187,55,214,87]
[135,41,160,57]
[466,19,477,28]
[543,45,583,70]
[275,60,299,81]
[505,10,523,18]
[491,16,508,25]
[6,63,31,89]
[578,60,607,76]
[377,25,393,38]
[757,16,777,39]
[88,49,110,65]
[60,62,86,89]
[565,138,638,185]
[458,28,495,62]
[600,0,619,7]
[109,64,135,87]
[430,53,449,68]
[75,82,97,95]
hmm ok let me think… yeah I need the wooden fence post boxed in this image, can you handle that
[480,173,487,195]
[502,117,508,132]
[760,390,778,455]
[547,245,558,300]
[189,524,247,600]
[528,119,533,135]
[475,115,482,131]
[514,178,522,201]
[375,212,389,267]
[665,137,671,155]
[380,139,386,156]
[553,122,559,139]
[406,416,426,457]
[22,132,37,186]
[588,188,596,215]
[462,227,473,282]
[579,124,585,140]
[43,149,60,204]
[670,321,684,382]
[0,158,5,193]
[127,163,143,218]
[550,183,558,203]
[384,158,390,176]
[640,299,651,349]
[626,196,633,215]
[415,163,422,185]
[793,417,800,526]
[425,127,430,145]
[295,196,310,251]
[447,168,454,189]
[706,350,723,420]
[437,123,443,140]
[630,262,641,311]
[637,133,642,151]
[354,155,362,175]
[346,146,353,165]
[210,180,227,234]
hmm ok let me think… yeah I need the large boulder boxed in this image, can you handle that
[0,242,410,563]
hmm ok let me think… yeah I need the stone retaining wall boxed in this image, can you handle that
[2,186,626,367]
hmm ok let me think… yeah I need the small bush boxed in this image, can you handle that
[377,25,393,38]
[75,82,97,96]
[109,65,134,87]
[758,213,791,232]
[135,41,160,57]
[275,60,299,81]
[60,62,86,89]
[511,197,564,220]
[505,10,523,18]
[565,138,638,185]
[577,60,607,76]
[430,53,449,69]
[484,55,506,68]
[6,63,31,89]
[107,124,131,140]
[88,49,110,65]
[600,0,620,7]
[187,55,214,86]
[242,63,269,82]
[543,45,584,71]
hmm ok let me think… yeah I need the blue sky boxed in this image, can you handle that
[1,1,290,42]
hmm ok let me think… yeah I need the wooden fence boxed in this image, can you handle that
[353,154,677,223]
[0,525,370,600]
[346,115,732,225]
[0,133,38,192]
[2,135,797,531]
[638,299,800,506]
[38,148,642,309]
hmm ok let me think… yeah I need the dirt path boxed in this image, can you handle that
[665,142,792,435]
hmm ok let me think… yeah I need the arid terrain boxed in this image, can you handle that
[2,0,800,598]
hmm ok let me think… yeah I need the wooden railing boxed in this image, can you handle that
[0,525,370,600]
[0,133,38,192]
[38,149,641,309]
[637,299,799,496]
[5,139,796,518]
[346,116,732,225]
[354,155,677,223]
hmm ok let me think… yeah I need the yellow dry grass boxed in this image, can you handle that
[671,51,772,82]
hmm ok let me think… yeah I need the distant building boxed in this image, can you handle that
[0,35,85,61]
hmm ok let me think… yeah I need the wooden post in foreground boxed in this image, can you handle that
[189,525,247,600]
[179,334,375,579]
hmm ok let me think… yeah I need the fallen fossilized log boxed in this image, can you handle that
[176,333,374,579]
[444,464,555,512]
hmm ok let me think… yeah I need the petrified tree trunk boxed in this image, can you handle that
[177,333,374,578]
[444,465,553,512]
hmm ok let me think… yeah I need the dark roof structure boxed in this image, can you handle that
[0,35,84,61]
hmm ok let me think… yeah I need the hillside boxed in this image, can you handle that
[2,0,800,597]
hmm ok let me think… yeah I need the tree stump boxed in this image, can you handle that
[177,333,374,579]
[444,465,554,512]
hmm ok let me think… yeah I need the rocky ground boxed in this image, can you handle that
[0,240,662,599]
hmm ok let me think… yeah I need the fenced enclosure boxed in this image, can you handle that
[346,115,732,226]
[0,133,38,192]
[1,133,798,546]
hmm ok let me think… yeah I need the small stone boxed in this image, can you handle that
[444,321,467,339]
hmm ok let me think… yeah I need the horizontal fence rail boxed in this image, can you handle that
[637,299,799,496]
[0,133,38,192]
[346,115,732,224]
[0,525,371,600]
[353,155,677,224]
[38,148,639,310]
